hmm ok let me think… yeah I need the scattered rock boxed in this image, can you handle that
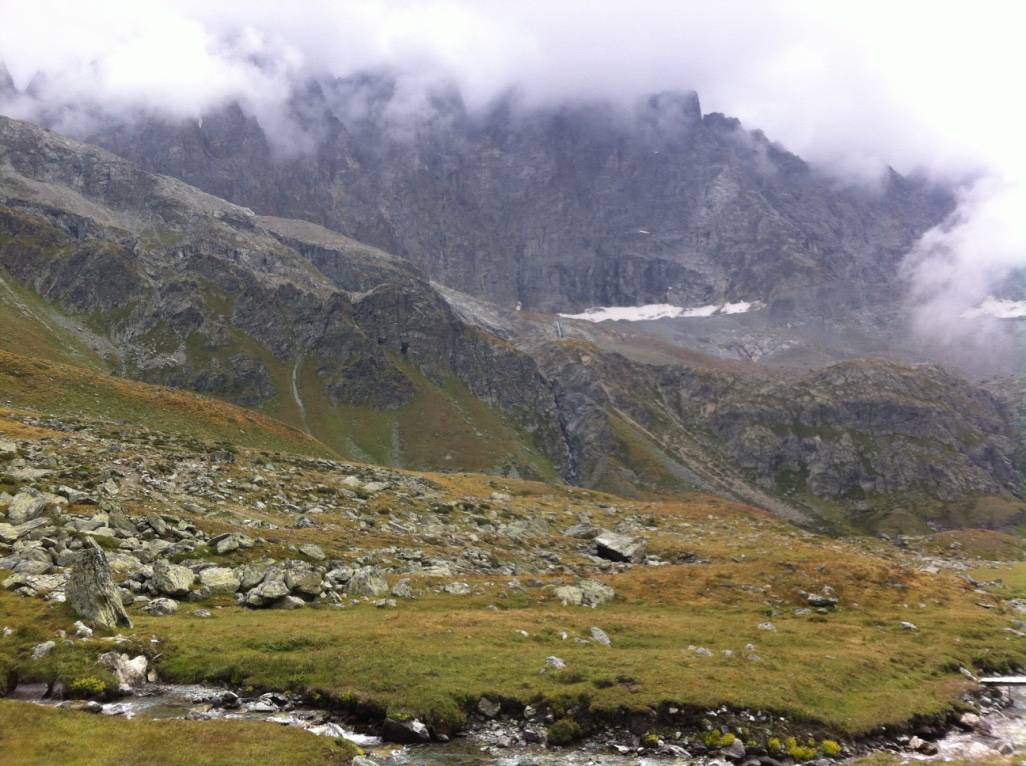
[554,579,615,607]
[31,640,55,660]
[478,696,502,718]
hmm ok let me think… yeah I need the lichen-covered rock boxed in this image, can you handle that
[65,540,132,630]
[346,567,388,598]
[152,560,195,597]
[198,567,241,594]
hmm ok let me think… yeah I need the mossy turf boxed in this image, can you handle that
[0,700,361,766]
[133,561,1021,736]
[5,493,1023,740]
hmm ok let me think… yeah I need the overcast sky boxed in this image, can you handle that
[0,0,1023,339]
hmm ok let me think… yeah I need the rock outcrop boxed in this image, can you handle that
[65,540,132,630]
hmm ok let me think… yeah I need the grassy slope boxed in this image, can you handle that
[299,355,557,480]
[0,701,360,766]
[0,267,107,370]
[136,522,1018,735]
[0,349,330,457]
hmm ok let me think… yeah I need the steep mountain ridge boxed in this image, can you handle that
[77,78,953,316]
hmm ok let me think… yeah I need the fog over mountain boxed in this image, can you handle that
[1,0,1023,354]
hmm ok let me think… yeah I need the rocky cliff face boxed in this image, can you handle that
[532,342,1024,532]
[80,78,953,316]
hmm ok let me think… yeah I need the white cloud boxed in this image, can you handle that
[1,0,1023,346]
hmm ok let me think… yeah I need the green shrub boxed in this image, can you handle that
[546,718,583,746]
[767,736,783,754]
[68,676,108,699]
[640,732,660,748]
[702,730,736,748]
[820,739,842,757]
[785,736,819,761]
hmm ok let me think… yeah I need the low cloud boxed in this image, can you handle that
[1,0,1023,354]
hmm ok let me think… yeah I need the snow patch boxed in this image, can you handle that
[559,301,764,323]
[960,298,1026,320]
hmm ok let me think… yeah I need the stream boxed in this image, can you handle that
[14,682,1026,764]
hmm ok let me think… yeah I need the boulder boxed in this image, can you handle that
[0,439,17,461]
[152,560,195,597]
[143,597,178,616]
[245,576,290,607]
[298,543,326,561]
[347,567,389,597]
[391,578,414,599]
[31,641,55,660]
[6,491,50,525]
[285,567,323,598]
[555,579,615,607]
[198,567,241,594]
[595,531,646,563]
[0,523,18,544]
[478,697,501,718]
[98,652,148,691]
[381,717,431,744]
[65,540,132,630]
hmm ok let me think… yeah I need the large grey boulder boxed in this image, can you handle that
[98,652,148,691]
[65,540,133,630]
[198,567,241,594]
[152,560,195,597]
[244,573,290,607]
[285,566,323,598]
[554,579,615,607]
[143,597,178,616]
[6,491,51,525]
[347,567,389,597]
[595,531,646,563]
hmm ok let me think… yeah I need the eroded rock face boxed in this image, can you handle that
[85,82,951,316]
[65,541,132,630]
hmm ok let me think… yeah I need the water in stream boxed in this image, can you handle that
[18,682,1026,764]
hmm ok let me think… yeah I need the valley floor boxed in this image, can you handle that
[3,401,1026,764]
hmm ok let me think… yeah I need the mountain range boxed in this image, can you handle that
[0,71,1022,534]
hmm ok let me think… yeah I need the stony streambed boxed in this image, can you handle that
[12,682,1026,765]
